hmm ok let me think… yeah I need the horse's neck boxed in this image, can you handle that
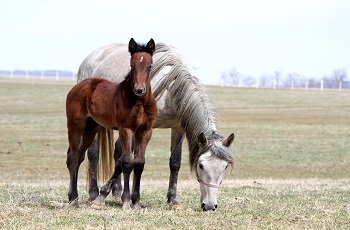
[185,122,217,143]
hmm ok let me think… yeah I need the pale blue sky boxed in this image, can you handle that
[1,0,349,84]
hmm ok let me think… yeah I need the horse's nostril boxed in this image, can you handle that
[214,204,218,209]
[201,203,205,209]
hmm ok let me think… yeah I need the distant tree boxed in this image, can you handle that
[323,69,347,89]
[273,71,282,87]
[259,75,271,87]
[285,72,304,88]
[242,75,256,87]
[221,68,240,85]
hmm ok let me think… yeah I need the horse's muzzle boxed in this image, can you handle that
[202,203,218,211]
[133,87,146,97]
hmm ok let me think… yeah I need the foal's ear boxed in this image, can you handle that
[198,133,208,146]
[145,38,155,55]
[128,38,137,54]
[223,133,235,147]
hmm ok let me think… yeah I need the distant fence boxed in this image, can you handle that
[0,70,77,81]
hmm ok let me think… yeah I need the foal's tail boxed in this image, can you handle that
[87,127,114,186]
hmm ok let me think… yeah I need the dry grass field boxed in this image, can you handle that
[0,77,349,229]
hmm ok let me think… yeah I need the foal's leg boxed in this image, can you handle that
[119,128,134,210]
[111,139,123,200]
[167,127,185,209]
[131,128,152,209]
[92,151,123,207]
[92,138,126,207]
[67,117,100,207]
[87,135,99,201]
[66,119,86,207]
[99,139,124,202]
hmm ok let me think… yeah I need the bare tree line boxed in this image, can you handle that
[221,68,349,90]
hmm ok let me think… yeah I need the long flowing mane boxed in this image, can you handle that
[149,43,234,170]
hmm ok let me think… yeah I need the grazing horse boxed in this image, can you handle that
[78,42,235,211]
[65,38,158,210]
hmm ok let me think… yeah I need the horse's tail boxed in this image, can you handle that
[87,127,114,187]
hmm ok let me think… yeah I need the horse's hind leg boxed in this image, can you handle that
[167,127,185,210]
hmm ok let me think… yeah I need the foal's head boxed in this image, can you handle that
[128,38,155,97]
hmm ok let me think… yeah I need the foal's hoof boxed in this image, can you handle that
[90,195,106,209]
[69,198,79,208]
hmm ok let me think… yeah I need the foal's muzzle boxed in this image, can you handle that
[133,87,146,97]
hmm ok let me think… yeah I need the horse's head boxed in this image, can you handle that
[128,38,155,97]
[196,132,235,211]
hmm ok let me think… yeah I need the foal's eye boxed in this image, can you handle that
[199,164,203,170]
[225,165,228,170]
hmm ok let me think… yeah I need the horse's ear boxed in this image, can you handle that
[128,38,137,54]
[223,133,235,147]
[198,133,208,146]
[146,38,155,55]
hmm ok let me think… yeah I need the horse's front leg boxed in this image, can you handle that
[131,128,152,209]
[119,128,134,210]
[167,127,185,209]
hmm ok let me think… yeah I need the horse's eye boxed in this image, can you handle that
[225,165,228,170]
[199,164,203,170]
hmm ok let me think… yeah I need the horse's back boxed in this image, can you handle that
[77,43,194,83]
[78,44,130,82]
[67,78,120,127]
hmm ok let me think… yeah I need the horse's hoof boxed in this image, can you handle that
[122,202,131,210]
[69,198,79,208]
[89,196,106,209]
[169,204,183,210]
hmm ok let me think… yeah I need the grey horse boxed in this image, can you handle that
[77,42,235,211]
